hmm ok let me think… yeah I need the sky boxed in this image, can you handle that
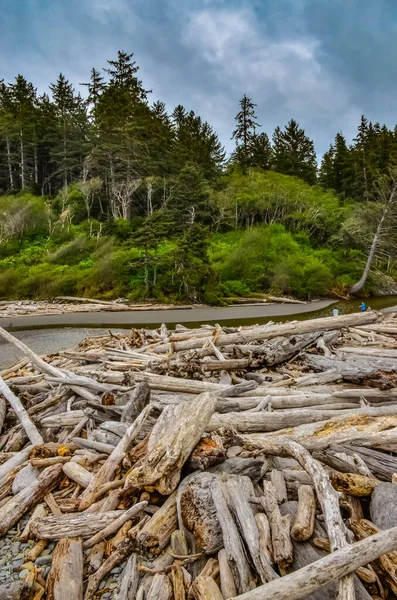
[1,0,397,157]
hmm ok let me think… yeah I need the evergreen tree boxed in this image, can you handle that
[104,50,150,102]
[249,132,272,170]
[81,68,106,121]
[231,94,260,173]
[168,163,210,231]
[8,75,38,189]
[272,119,317,184]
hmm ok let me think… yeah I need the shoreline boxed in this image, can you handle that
[0,299,336,330]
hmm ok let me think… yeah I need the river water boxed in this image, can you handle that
[0,295,396,370]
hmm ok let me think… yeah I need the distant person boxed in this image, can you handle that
[360,302,367,311]
[333,308,339,317]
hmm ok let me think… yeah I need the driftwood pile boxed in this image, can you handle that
[0,298,198,317]
[3,311,397,598]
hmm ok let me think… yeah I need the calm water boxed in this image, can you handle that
[0,295,396,369]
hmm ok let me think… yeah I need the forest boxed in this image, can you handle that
[1,50,397,303]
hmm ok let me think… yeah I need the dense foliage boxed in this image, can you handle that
[1,52,397,302]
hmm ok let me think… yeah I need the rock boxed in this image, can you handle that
[21,562,35,572]
[36,556,52,566]
[19,569,29,579]
[12,464,41,495]
[11,543,20,554]
[370,482,397,529]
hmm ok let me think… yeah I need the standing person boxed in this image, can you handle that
[360,302,367,311]
[333,308,339,317]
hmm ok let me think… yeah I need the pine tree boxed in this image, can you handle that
[272,119,317,184]
[231,95,260,173]
[49,73,88,188]
[168,163,210,231]
[104,50,150,102]
[0,81,17,190]
[81,68,106,121]
[319,145,335,190]
[249,132,272,170]
[8,75,38,189]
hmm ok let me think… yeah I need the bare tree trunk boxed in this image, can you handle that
[6,137,14,189]
[34,146,38,185]
[19,130,25,190]
[350,178,397,295]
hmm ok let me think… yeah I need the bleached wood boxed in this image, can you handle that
[47,537,83,600]
[211,477,256,594]
[79,404,152,510]
[0,463,63,537]
[146,573,173,600]
[270,470,287,504]
[121,382,151,423]
[62,462,93,488]
[192,576,224,600]
[126,393,217,494]
[225,476,278,583]
[255,513,274,568]
[150,312,378,354]
[0,375,43,445]
[218,549,237,598]
[0,445,32,480]
[261,481,293,569]
[115,553,140,600]
[137,492,178,554]
[31,510,125,540]
[229,523,397,600]
[83,501,147,549]
[291,485,316,542]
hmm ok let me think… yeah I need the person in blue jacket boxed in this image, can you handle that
[360,302,367,311]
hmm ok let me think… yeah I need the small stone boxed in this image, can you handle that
[11,543,20,554]
[108,582,118,590]
[44,567,51,578]
[12,559,24,569]
[21,562,35,572]
[20,543,30,549]
[36,556,52,566]
[99,581,106,590]
[41,549,52,556]
[110,567,122,575]
[19,569,29,580]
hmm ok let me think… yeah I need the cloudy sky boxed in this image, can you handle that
[1,0,396,156]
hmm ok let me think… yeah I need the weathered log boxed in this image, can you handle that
[270,470,287,505]
[0,375,43,445]
[84,536,136,600]
[87,541,105,573]
[179,472,223,554]
[62,461,93,488]
[72,437,114,455]
[188,437,225,470]
[291,485,316,542]
[137,492,178,554]
[0,463,63,537]
[191,576,224,600]
[209,458,268,481]
[47,537,83,600]
[225,475,278,583]
[19,502,46,542]
[79,404,152,510]
[115,553,140,600]
[211,476,256,593]
[12,463,41,495]
[0,582,31,599]
[0,398,6,435]
[146,573,173,600]
[126,393,217,495]
[228,520,397,600]
[31,510,126,540]
[260,481,293,568]
[150,312,379,354]
[83,501,147,549]
[218,548,238,598]
[121,382,151,423]
[209,404,397,433]
[331,472,380,497]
